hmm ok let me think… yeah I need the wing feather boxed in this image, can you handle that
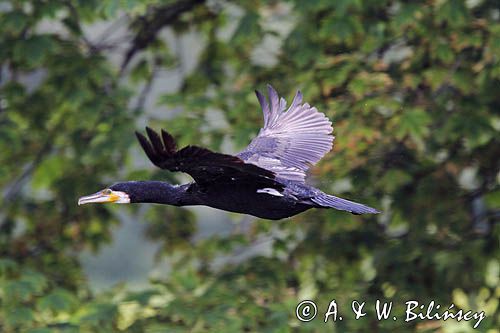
[238,85,334,182]
[136,127,282,189]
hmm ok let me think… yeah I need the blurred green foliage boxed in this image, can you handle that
[0,0,499,332]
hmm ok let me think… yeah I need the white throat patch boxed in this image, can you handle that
[114,191,131,203]
[256,188,284,197]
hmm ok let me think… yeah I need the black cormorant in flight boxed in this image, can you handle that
[78,85,379,219]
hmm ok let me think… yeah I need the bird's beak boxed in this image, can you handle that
[78,190,122,205]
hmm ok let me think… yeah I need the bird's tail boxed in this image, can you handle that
[312,193,380,215]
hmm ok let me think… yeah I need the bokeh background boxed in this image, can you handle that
[1,0,499,332]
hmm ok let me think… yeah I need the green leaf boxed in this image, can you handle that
[101,0,120,18]
[322,62,356,88]
[320,15,363,43]
[436,0,468,28]
[27,329,53,333]
[37,288,78,314]
[20,269,48,294]
[0,10,29,35]
[12,35,54,67]
[483,190,500,209]
[32,155,66,189]
[130,59,152,83]
[74,303,118,326]
[0,259,18,276]
[435,42,454,64]
[378,169,412,193]
[391,3,424,35]
[395,108,432,142]
[123,289,159,306]
[4,280,36,302]
[4,306,35,328]
[423,68,449,91]
[231,11,261,45]
[348,72,393,99]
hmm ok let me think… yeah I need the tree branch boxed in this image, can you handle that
[119,0,206,75]
[132,60,158,113]
[2,138,53,204]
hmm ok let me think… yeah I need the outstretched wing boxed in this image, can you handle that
[238,85,334,182]
[136,127,282,189]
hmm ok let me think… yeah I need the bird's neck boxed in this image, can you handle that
[129,181,197,206]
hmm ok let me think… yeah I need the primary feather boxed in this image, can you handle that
[238,85,334,181]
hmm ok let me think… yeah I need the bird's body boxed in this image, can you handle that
[79,85,379,219]
[190,180,312,220]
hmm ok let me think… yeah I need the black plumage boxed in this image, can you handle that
[79,85,379,220]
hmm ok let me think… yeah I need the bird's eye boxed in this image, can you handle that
[102,189,112,195]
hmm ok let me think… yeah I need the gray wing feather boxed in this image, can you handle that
[239,85,334,182]
[311,193,380,215]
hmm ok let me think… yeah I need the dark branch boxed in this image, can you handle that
[64,0,95,51]
[2,139,53,204]
[133,61,157,113]
[120,0,205,75]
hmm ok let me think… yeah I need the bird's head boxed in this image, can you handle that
[78,181,183,206]
[78,183,131,205]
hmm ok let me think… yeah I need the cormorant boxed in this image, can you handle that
[78,85,379,220]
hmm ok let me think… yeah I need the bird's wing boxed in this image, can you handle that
[136,127,283,189]
[238,85,334,182]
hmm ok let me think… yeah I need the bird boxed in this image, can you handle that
[78,85,379,220]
